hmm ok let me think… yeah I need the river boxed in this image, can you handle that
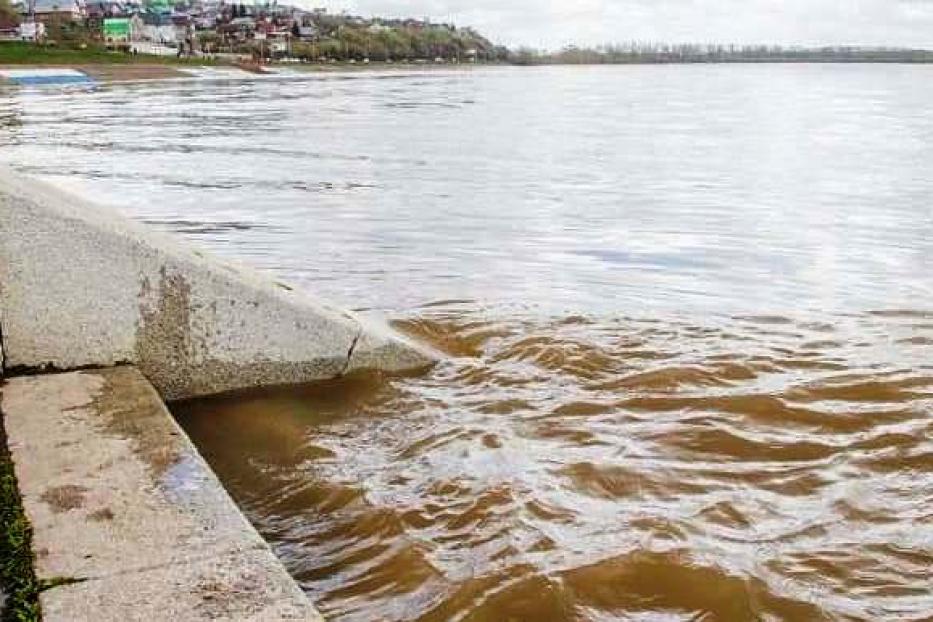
[1,64,931,621]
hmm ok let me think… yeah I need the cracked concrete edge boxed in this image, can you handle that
[0,167,436,400]
[2,366,323,621]
[40,548,320,622]
[346,314,440,375]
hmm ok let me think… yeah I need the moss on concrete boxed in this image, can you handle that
[0,400,41,622]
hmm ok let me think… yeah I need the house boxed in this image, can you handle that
[217,15,254,42]
[30,0,86,23]
[144,0,171,13]
[169,11,194,47]
[85,1,124,38]
[140,11,176,43]
[194,9,218,30]
[85,0,124,18]
[15,20,46,40]
[263,27,290,55]
[102,15,135,44]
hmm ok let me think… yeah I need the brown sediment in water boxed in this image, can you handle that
[173,308,933,622]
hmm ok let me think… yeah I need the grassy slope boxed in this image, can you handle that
[0,403,40,622]
[0,41,214,65]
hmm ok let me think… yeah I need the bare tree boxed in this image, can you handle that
[0,0,20,27]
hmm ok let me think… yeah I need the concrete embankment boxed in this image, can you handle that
[1,367,322,620]
[0,168,437,618]
[0,168,434,400]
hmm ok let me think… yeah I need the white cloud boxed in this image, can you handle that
[296,0,933,49]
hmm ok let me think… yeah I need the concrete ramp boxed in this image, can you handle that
[0,168,434,400]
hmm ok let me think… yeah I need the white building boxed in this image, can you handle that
[31,0,86,21]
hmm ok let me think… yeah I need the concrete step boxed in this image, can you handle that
[1,366,322,621]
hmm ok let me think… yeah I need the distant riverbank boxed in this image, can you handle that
[0,42,499,83]
[5,41,933,80]
[513,45,933,65]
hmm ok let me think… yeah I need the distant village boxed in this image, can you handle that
[1,0,930,67]
[0,0,508,62]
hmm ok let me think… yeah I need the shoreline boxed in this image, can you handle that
[3,58,933,85]
[0,61,495,83]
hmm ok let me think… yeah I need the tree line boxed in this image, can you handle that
[510,43,933,64]
[286,25,508,62]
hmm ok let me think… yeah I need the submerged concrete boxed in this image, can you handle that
[1,366,322,620]
[0,168,434,400]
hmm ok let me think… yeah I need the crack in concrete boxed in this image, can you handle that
[339,327,363,377]
[42,542,270,589]
[2,361,134,379]
[0,316,5,376]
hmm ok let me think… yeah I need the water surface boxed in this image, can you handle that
[2,65,932,621]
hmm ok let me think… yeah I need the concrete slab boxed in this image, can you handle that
[0,167,434,400]
[41,548,315,621]
[0,367,322,620]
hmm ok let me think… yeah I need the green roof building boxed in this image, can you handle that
[103,17,130,42]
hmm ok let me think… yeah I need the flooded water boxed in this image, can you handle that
[2,65,932,620]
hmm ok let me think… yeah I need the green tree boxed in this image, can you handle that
[317,37,342,60]
[42,14,96,47]
[197,31,220,53]
[509,46,540,65]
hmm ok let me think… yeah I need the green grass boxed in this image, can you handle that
[0,408,41,622]
[0,41,217,66]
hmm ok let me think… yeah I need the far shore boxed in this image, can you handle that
[4,53,933,85]
[0,54,496,84]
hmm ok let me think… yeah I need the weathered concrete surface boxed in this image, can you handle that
[0,367,322,621]
[0,168,434,400]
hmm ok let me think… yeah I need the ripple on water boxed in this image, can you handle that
[174,307,933,621]
[6,66,933,621]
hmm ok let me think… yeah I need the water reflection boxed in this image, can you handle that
[2,65,932,316]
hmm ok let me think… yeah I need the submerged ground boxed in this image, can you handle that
[2,65,932,620]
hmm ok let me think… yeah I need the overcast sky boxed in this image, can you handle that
[302,0,933,50]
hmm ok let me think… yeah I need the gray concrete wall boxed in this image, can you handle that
[0,168,434,400]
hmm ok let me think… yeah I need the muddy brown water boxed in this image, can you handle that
[176,309,933,622]
[2,65,932,620]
